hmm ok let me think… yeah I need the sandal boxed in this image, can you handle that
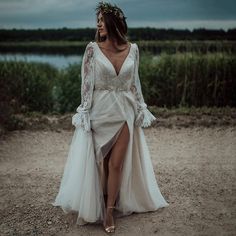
[103,206,115,233]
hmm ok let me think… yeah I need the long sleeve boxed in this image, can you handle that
[130,43,156,127]
[72,42,94,131]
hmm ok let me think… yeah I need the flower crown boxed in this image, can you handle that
[95,1,127,20]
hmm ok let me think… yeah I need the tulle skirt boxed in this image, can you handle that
[51,90,169,225]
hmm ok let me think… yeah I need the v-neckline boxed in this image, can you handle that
[95,42,132,77]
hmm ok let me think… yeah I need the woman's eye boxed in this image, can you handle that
[97,16,103,24]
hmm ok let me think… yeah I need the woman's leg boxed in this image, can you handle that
[104,122,130,226]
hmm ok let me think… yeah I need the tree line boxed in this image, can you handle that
[0,27,235,41]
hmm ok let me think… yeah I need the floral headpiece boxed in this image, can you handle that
[95,1,127,20]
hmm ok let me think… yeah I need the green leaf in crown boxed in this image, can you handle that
[95,1,126,20]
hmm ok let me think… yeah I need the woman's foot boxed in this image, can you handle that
[103,206,115,233]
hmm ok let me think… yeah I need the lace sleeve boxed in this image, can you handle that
[130,43,156,127]
[72,42,95,131]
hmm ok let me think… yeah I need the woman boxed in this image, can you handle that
[52,1,169,233]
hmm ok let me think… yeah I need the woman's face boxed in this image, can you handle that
[97,12,107,38]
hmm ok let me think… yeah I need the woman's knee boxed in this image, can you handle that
[108,122,130,171]
[108,158,123,172]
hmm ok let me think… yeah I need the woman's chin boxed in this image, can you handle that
[99,32,106,37]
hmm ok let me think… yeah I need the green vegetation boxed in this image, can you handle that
[1,28,235,131]
[0,27,235,41]
[0,60,82,130]
[0,61,58,130]
[140,52,236,107]
[1,40,235,54]
[1,51,235,131]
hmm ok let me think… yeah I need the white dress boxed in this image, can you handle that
[51,41,169,225]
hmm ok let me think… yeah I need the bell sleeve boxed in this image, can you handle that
[72,42,94,132]
[130,43,156,127]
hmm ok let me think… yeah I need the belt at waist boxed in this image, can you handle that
[94,86,130,92]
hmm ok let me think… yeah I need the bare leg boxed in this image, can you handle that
[104,122,130,228]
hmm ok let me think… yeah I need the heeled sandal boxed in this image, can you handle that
[103,206,116,233]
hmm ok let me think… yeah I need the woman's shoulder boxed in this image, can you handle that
[127,42,139,56]
[124,41,137,50]
[83,41,95,58]
[127,41,137,46]
[129,41,137,46]
[127,41,138,54]
[85,41,98,55]
[85,41,95,49]
[83,41,99,53]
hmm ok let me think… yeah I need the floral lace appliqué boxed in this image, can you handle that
[72,42,95,131]
[130,44,156,127]
[81,44,94,107]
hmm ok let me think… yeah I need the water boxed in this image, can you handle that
[0,53,82,69]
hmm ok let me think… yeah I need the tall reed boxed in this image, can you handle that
[140,52,236,107]
[0,51,235,130]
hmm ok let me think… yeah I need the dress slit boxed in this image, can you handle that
[100,120,129,161]
[97,120,130,196]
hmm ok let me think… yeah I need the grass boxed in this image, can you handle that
[0,40,235,54]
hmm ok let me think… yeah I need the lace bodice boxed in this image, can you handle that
[72,41,156,131]
[93,42,134,91]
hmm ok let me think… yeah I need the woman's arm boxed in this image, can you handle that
[130,43,156,127]
[72,42,94,131]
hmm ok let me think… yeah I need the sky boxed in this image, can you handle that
[0,0,235,30]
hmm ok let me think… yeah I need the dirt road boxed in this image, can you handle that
[0,127,235,235]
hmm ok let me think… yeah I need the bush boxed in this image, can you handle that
[53,63,82,113]
[1,51,236,131]
[139,52,236,107]
[0,60,58,129]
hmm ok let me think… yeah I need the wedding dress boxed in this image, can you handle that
[51,41,169,225]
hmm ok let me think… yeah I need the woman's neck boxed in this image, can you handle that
[103,38,128,51]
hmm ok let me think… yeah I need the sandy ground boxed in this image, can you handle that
[0,126,236,236]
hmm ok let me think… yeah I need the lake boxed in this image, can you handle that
[0,53,82,69]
